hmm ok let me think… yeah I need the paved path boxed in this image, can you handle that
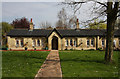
[35,50,62,79]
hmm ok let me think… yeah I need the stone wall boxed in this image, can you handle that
[7,36,120,50]
[7,36,46,50]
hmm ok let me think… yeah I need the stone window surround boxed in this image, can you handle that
[65,38,77,47]
[70,39,72,46]
[87,39,89,46]
[74,40,76,46]
[91,39,94,46]
[102,39,105,47]
[37,39,40,46]
[65,39,68,46]
[113,40,116,47]
[15,38,23,47]
[32,38,42,47]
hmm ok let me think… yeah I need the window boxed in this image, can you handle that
[119,39,120,46]
[65,39,68,46]
[91,39,94,46]
[87,39,89,46]
[37,39,40,46]
[74,40,76,46]
[102,39,104,46]
[16,39,19,47]
[33,39,36,47]
[20,39,23,47]
[113,40,116,47]
[70,39,73,46]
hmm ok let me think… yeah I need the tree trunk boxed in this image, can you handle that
[105,2,119,62]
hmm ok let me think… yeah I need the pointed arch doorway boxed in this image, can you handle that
[52,36,58,50]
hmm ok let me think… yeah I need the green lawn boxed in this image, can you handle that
[59,50,119,77]
[2,51,49,78]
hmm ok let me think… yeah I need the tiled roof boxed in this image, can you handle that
[7,29,120,37]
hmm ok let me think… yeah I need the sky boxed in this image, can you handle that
[2,0,107,29]
[2,2,65,28]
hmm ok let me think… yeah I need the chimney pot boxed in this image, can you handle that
[31,18,32,23]
[76,18,79,29]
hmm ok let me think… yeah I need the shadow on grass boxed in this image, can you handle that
[60,58,105,64]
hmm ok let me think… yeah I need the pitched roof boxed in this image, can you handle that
[7,29,120,37]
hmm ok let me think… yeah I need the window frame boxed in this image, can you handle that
[91,39,94,46]
[37,39,40,46]
[16,39,19,47]
[32,39,36,47]
[20,39,24,47]
[74,40,76,46]
[65,39,68,46]
[113,40,116,47]
[87,39,89,46]
[102,39,104,46]
[70,39,73,46]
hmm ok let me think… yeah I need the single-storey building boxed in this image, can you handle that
[7,19,120,50]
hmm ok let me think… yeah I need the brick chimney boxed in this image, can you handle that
[76,18,79,29]
[29,18,34,30]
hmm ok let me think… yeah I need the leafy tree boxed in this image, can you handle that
[63,1,120,63]
[1,22,13,47]
[88,20,107,29]
[11,17,30,29]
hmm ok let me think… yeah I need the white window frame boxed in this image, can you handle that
[32,39,36,47]
[74,40,76,46]
[113,40,116,47]
[65,39,68,46]
[102,39,104,46]
[70,39,72,46]
[91,39,94,46]
[87,39,89,46]
[20,39,23,47]
[16,39,19,47]
[37,39,40,46]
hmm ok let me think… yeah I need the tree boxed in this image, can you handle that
[11,17,30,29]
[56,8,77,29]
[1,22,13,47]
[56,8,70,29]
[88,20,107,29]
[39,21,52,29]
[68,15,78,29]
[63,0,120,63]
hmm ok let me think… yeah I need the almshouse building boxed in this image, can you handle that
[7,19,120,50]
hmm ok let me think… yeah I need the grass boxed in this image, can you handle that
[59,50,119,77]
[2,51,49,78]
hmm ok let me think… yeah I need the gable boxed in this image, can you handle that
[47,28,63,38]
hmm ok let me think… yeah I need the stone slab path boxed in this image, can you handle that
[35,50,62,79]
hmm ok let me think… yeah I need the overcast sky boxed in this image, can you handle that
[2,1,107,28]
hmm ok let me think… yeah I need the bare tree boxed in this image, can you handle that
[56,8,78,29]
[56,8,70,29]
[39,21,52,29]
[63,0,120,63]
[68,15,77,28]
